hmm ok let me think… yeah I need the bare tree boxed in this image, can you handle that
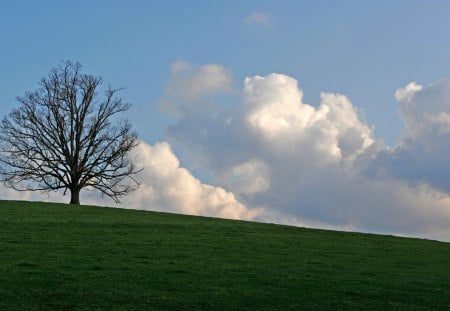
[0,61,141,205]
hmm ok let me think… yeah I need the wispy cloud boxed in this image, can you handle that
[244,12,272,27]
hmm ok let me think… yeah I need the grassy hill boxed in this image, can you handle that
[0,200,449,310]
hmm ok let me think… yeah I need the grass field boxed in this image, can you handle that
[0,200,449,310]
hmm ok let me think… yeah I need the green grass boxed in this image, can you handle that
[0,200,449,310]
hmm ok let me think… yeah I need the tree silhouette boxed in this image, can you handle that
[0,61,141,204]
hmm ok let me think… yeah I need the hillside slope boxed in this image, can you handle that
[0,200,449,310]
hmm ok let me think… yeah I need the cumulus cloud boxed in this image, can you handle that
[167,69,450,241]
[167,59,232,101]
[243,74,374,162]
[244,12,272,27]
[367,79,450,194]
[67,141,259,221]
[116,141,260,220]
[396,80,450,137]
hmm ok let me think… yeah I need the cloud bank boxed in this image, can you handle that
[164,62,450,241]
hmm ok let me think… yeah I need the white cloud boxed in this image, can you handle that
[367,79,450,194]
[394,81,423,103]
[244,12,272,27]
[167,59,232,101]
[167,70,450,242]
[243,74,313,137]
[116,141,261,220]
[241,74,374,166]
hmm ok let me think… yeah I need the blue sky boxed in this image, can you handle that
[2,1,450,241]
[3,1,450,144]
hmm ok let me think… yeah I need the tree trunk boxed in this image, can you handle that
[70,188,80,205]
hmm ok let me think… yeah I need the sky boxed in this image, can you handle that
[1,1,450,241]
